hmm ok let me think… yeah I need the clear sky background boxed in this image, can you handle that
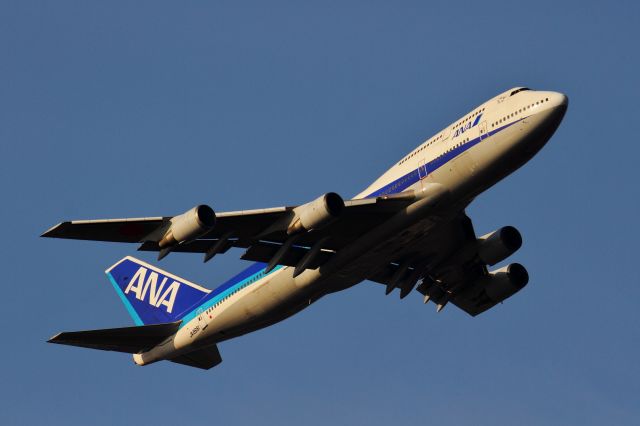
[1,1,639,425]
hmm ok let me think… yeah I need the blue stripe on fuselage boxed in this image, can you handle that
[366,117,525,198]
[179,263,282,327]
[206,262,267,300]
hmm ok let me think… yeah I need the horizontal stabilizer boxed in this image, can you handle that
[48,321,181,354]
[170,345,223,370]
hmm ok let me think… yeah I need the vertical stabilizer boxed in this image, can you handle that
[106,256,211,325]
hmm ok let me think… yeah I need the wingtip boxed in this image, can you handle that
[41,222,67,238]
[47,333,62,343]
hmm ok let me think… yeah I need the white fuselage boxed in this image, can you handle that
[134,88,568,366]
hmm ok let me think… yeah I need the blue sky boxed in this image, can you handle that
[1,1,639,424]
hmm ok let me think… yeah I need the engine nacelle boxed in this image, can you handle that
[158,204,216,248]
[482,263,529,303]
[288,192,344,234]
[477,226,522,266]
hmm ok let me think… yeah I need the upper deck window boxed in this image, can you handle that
[510,88,531,96]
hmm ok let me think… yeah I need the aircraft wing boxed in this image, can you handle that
[40,207,291,247]
[42,191,421,264]
[366,213,528,316]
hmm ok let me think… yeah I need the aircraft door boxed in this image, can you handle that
[479,121,488,140]
[418,159,428,180]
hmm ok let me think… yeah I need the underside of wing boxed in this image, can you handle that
[367,212,528,316]
[41,191,420,274]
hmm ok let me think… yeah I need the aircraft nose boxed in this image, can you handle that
[535,91,568,127]
[550,92,569,111]
[524,90,567,153]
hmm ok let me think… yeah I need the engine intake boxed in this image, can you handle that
[288,193,344,234]
[477,226,522,266]
[158,204,216,248]
[483,263,529,303]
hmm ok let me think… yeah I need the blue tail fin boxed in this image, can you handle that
[106,256,211,325]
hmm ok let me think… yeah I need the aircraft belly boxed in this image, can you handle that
[198,267,311,343]
[197,208,449,343]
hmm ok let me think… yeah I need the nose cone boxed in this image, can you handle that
[550,91,569,111]
[549,92,568,124]
[521,90,568,156]
[536,91,568,128]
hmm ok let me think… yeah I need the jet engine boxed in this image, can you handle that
[482,263,529,303]
[287,192,344,234]
[158,204,216,248]
[477,226,522,266]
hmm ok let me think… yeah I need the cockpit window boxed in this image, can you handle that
[510,87,531,96]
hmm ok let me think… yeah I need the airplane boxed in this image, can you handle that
[43,87,568,370]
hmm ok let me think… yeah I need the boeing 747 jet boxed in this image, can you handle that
[43,87,568,369]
